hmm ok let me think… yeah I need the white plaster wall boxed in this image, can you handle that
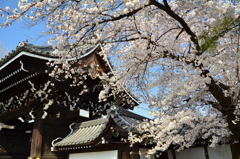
[175,147,205,159]
[208,144,231,159]
[167,145,231,159]
[139,148,155,159]
[69,150,118,159]
[167,150,174,159]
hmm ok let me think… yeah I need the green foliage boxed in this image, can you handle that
[199,34,218,53]
[198,14,239,54]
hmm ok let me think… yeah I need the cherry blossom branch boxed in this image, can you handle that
[150,0,201,53]
[153,48,233,115]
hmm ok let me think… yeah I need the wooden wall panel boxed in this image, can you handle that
[41,121,70,159]
[0,130,30,159]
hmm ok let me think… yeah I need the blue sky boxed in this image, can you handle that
[0,0,50,57]
[0,0,152,118]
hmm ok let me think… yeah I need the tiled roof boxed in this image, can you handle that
[53,106,147,148]
[108,105,147,131]
[0,41,96,67]
[54,118,109,147]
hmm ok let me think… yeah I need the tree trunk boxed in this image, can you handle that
[227,117,240,159]
[206,78,240,159]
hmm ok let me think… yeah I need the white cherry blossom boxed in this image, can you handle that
[0,0,240,158]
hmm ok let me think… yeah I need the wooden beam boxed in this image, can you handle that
[20,60,48,73]
[66,109,90,120]
[30,105,43,158]
[130,145,139,159]
[0,99,36,123]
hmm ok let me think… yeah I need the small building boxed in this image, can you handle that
[52,105,152,159]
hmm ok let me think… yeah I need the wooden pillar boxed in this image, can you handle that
[130,145,139,159]
[121,150,129,159]
[30,106,43,158]
[89,101,93,119]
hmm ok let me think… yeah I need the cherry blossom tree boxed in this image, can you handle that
[1,0,240,158]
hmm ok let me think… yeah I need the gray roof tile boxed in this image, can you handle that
[109,105,146,132]
[54,118,109,147]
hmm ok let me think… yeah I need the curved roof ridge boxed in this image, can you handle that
[0,41,98,68]
[108,105,148,121]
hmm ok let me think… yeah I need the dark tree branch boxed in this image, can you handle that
[206,77,232,115]
[163,0,171,9]
[99,4,150,24]
[176,29,184,40]
[156,27,181,41]
[133,15,141,35]
[150,0,201,53]
[207,101,228,114]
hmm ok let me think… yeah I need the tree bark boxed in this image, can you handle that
[207,78,240,159]
[227,116,240,159]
